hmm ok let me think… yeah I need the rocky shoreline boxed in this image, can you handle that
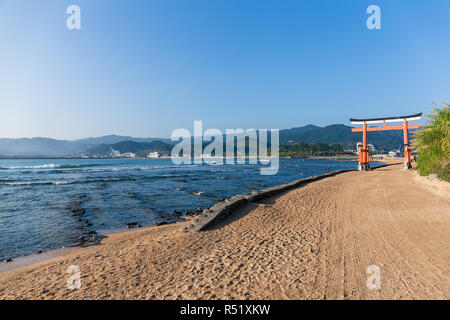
[2,162,448,299]
[3,163,391,264]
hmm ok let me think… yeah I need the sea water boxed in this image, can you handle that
[0,158,383,260]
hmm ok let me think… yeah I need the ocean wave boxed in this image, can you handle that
[59,164,101,169]
[0,173,198,187]
[190,191,216,198]
[0,163,101,170]
[0,163,203,174]
[2,181,68,186]
[1,177,138,187]
[7,164,60,170]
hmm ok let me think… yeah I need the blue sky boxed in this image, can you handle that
[0,0,449,140]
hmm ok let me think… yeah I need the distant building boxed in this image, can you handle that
[356,142,376,152]
[147,152,160,158]
[388,151,401,158]
[122,152,136,158]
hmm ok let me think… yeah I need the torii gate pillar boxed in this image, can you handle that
[403,120,412,170]
[360,123,369,170]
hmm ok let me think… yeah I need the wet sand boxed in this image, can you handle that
[0,163,449,299]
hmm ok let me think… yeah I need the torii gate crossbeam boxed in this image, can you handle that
[350,113,422,170]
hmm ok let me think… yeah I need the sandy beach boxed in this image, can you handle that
[0,163,449,300]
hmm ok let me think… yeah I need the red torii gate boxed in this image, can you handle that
[350,113,422,170]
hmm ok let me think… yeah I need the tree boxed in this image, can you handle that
[413,103,450,181]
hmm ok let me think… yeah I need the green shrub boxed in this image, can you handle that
[413,103,450,181]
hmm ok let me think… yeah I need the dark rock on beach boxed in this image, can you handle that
[77,233,104,247]
[126,222,141,229]
[66,194,88,216]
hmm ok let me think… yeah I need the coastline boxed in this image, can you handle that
[0,161,382,274]
[1,161,449,299]
[4,156,364,262]
[0,220,192,282]
[0,215,200,275]
[1,161,390,274]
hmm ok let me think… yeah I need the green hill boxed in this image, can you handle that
[280,124,413,151]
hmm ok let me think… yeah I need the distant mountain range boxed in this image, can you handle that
[74,134,172,145]
[279,124,411,150]
[0,124,414,157]
[0,138,90,157]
